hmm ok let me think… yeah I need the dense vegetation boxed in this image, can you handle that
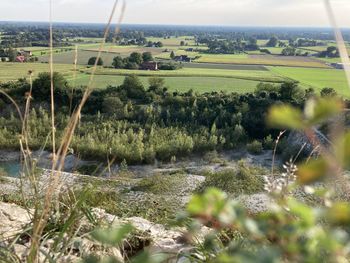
[0,71,339,165]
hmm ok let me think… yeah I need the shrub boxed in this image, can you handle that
[247,140,263,155]
[197,161,265,196]
[263,135,274,150]
[132,173,187,194]
[87,56,103,66]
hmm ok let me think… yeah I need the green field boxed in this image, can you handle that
[194,54,329,68]
[88,67,286,82]
[68,73,262,93]
[269,66,350,97]
[0,62,80,82]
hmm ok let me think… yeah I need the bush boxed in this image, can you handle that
[263,135,274,150]
[197,161,265,196]
[87,56,103,66]
[247,140,263,155]
[132,173,187,194]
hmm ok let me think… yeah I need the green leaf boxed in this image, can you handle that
[335,132,350,169]
[91,224,134,246]
[268,105,305,130]
[131,251,167,263]
[297,159,328,185]
[187,188,227,217]
[305,98,343,125]
[287,198,315,226]
[328,202,350,226]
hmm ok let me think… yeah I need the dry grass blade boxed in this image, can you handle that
[324,0,350,91]
[49,0,56,160]
[28,1,125,261]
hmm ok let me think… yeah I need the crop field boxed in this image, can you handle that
[0,62,81,82]
[194,54,329,68]
[39,50,119,65]
[183,63,268,71]
[67,73,262,93]
[268,66,350,97]
[87,67,286,82]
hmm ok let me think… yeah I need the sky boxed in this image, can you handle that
[1,0,350,27]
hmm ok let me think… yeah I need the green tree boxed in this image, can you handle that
[87,57,103,66]
[266,36,278,47]
[321,87,337,97]
[120,75,146,100]
[32,72,69,100]
[7,47,17,62]
[180,40,185,46]
[112,56,125,69]
[129,52,143,65]
[102,96,124,114]
[142,52,153,62]
[170,51,175,59]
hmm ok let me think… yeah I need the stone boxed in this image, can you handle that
[0,202,31,240]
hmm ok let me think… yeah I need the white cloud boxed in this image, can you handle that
[1,0,350,27]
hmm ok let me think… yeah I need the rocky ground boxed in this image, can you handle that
[0,149,276,262]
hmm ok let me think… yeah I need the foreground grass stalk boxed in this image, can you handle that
[27,1,123,262]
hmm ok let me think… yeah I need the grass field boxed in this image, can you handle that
[86,67,286,82]
[0,62,81,82]
[194,54,329,68]
[68,73,261,93]
[269,66,350,97]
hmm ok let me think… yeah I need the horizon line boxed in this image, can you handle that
[0,20,347,30]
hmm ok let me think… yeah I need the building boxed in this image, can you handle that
[0,57,10,62]
[174,55,192,63]
[15,56,26,63]
[19,50,33,57]
[141,61,158,71]
[330,63,350,69]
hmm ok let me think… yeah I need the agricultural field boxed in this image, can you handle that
[0,62,80,82]
[194,53,329,68]
[67,73,262,93]
[87,67,286,83]
[269,66,350,97]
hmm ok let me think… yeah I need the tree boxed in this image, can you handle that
[170,51,175,59]
[266,36,278,47]
[180,41,185,46]
[112,56,125,69]
[156,41,163,48]
[148,77,165,94]
[129,52,143,65]
[32,72,69,100]
[281,47,296,56]
[7,47,17,62]
[279,82,304,101]
[142,52,153,62]
[321,87,337,97]
[120,75,146,100]
[88,57,103,66]
[102,96,124,114]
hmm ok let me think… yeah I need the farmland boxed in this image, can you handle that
[1,31,349,95]
[269,66,350,96]
[66,74,262,93]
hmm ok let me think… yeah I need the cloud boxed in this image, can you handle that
[1,0,350,26]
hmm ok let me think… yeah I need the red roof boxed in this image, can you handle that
[16,56,26,63]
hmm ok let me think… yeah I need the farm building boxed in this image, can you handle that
[15,56,26,63]
[141,61,158,70]
[174,55,192,62]
[330,63,350,69]
[19,50,33,57]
